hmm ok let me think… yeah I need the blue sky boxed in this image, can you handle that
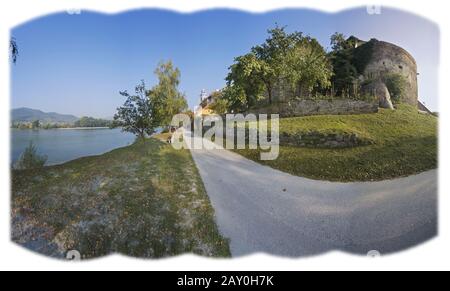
[11,7,440,117]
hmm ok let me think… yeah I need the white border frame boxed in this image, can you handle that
[0,0,448,271]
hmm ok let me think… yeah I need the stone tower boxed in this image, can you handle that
[354,38,418,107]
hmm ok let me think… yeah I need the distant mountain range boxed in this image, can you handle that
[11,108,79,124]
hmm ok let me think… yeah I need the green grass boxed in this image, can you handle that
[11,137,230,259]
[235,104,438,181]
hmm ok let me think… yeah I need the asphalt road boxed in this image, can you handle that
[184,133,438,257]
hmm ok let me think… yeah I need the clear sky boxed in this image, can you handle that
[11,7,440,117]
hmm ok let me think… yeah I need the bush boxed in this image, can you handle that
[383,73,407,103]
[15,142,47,170]
[209,98,230,115]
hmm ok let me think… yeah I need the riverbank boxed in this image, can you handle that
[11,127,110,130]
[11,137,230,259]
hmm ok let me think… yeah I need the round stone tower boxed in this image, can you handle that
[356,38,418,107]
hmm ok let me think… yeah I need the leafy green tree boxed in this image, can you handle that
[31,120,40,129]
[328,33,359,97]
[113,81,156,140]
[250,25,303,104]
[74,117,112,128]
[383,73,407,102]
[224,25,332,108]
[285,37,333,96]
[15,142,47,170]
[208,91,230,115]
[221,84,248,113]
[225,53,266,109]
[150,61,188,127]
[330,32,348,52]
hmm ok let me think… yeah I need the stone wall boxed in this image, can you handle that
[248,99,378,118]
[279,131,373,149]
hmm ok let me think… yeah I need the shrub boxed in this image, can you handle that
[209,98,230,115]
[383,73,407,103]
[15,142,47,170]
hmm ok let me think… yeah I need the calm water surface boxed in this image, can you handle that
[11,128,136,165]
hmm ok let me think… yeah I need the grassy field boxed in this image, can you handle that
[11,136,230,259]
[235,104,438,182]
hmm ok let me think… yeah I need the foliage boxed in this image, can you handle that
[225,53,267,110]
[250,25,304,104]
[383,73,407,102]
[328,33,359,97]
[221,84,248,113]
[31,120,40,129]
[15,142,47,170]
[113,80,156,139]
[150,61,188,127]
[352,39,375,74]
[284,37,333,96]
[329,34,376,99]
[208,91,230,115]
[74,117,112,128]
[224,25,333,110]
[330,32,348,52]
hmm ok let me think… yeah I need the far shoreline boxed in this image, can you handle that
[11,127,114,130]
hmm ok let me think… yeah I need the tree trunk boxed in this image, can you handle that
[267,84,273,105]
[139,131,146,141]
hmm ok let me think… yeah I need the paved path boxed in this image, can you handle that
[184,133,438,257]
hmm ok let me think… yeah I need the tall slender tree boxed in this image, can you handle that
[150,61,188,128]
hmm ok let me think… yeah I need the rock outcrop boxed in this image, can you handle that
[362,80,394,109]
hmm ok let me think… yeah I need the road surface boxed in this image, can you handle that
[184,132,438,257]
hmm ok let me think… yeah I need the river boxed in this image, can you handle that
[11,128,136,166]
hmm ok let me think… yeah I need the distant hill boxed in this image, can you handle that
[11,108,79,124]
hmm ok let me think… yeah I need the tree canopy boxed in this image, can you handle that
[114,61,188,139]
[224,25,333,112]
[150,61,188,127]
[113,80,156,139]
[74,117,112,128]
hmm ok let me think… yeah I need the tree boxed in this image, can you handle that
[10,37,18,64]
[285,37,333,97]
[224,25,332,108]
[225,53,266,109]
[150,61,188,128]
[31,120,40,129]
[113,80,156,140]
[15,142,47,170]
[221,84,248,113]
[330,32,348,52]
[383,73,407,102]
[328,33,359,97]
[251,25,303,104]
[74,117,112,128]
[208,91,230,115]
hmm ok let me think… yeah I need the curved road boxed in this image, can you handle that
[184,133,438,257]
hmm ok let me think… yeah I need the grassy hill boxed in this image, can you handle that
[11,137,230,259]
[236,104,438,181]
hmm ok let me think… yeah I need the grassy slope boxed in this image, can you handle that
[11,137,230,259]
[236,104,438,181]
